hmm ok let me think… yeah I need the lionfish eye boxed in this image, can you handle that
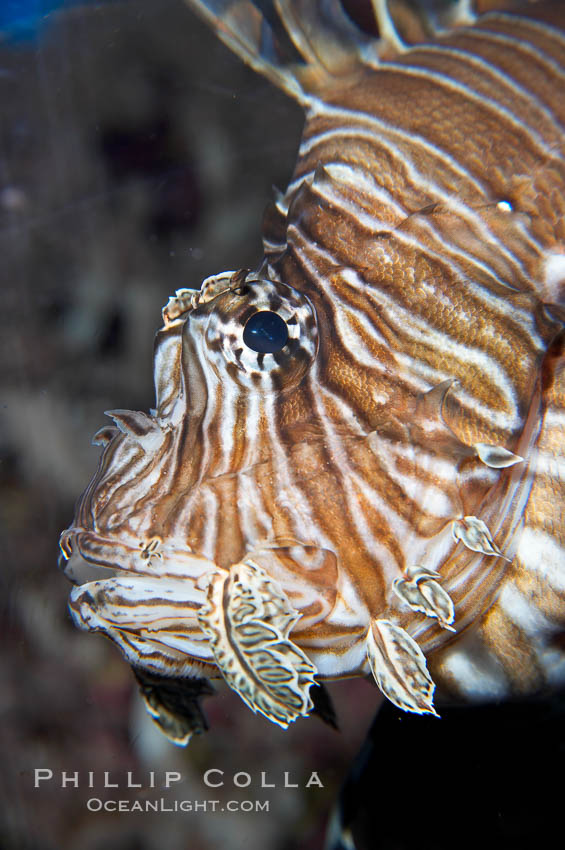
[243,311,289,354]
[191,272,317,389]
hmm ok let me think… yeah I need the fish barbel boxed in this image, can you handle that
[60,0,565,744]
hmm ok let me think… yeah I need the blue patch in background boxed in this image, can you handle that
[0,0,113,41]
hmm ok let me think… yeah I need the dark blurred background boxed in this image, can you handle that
[0,2,381,848]
[5,4,565,850]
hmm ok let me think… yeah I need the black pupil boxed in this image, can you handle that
[243,311,289,354]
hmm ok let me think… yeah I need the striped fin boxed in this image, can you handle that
[183,0,388,101]
[198,559,318,727]
[133,668,215,746]
[182,1,538,102]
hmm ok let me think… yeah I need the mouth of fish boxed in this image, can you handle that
[59,513,446,728]
[60,527,215,580]
[59,525,224,673]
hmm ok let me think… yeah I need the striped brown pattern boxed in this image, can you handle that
[61,0,565,711]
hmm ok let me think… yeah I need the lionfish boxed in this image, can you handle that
[60,0,565,746]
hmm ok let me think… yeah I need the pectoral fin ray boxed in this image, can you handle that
[133,668,215,746]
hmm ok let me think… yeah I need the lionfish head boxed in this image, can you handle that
[59,268,353,737]
[59,258,522,740]
[61,266,322,571]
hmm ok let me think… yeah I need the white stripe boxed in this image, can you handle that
[296,124,539,288]
[441,645,509,699]
[288,220,533,428]
[340,266,523,431]
[309,170,531,300]
[543,649,565,688]
[414,43,564,136]
[375,62,556,158]
[308,360,404,585]
[462,25,565,84]
[308,166,402,232]
[288,224,426,391]
[412,210,533,292]
[218,382,237,474]
[388,440,461,485]
[311,369,458,585]
[517,527,565,594]
[263,236,287,253]
[196,366,220,481]
[486,12,565,53]
[334,302,391,370]
[287,224,430,394]
[498,582,553,639]
[318,382,366,436]
[323,162,408,220]
[285,162,546,348]
[241,392,261,468]
[376,445,455,519]
[532,449,565,481]
[543,252,565,298]
[263,392,333,549]
[384,218,545,343]
[302,109,486,194]
[458,464,498,489]
[200,487,219,562]
[311,636,368,677]
[544,409,565,428]
[237,468,273,546]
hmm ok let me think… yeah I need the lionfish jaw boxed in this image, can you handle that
[63,526,434,731]
[59,522,321,729]
[59,526,217,656]
[64,564,223,747]
[66,570,217,670]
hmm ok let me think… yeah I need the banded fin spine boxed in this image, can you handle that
[183,0,393,101]
[184,0,504,105]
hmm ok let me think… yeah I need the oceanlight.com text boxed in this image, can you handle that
[86,798,270,813]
